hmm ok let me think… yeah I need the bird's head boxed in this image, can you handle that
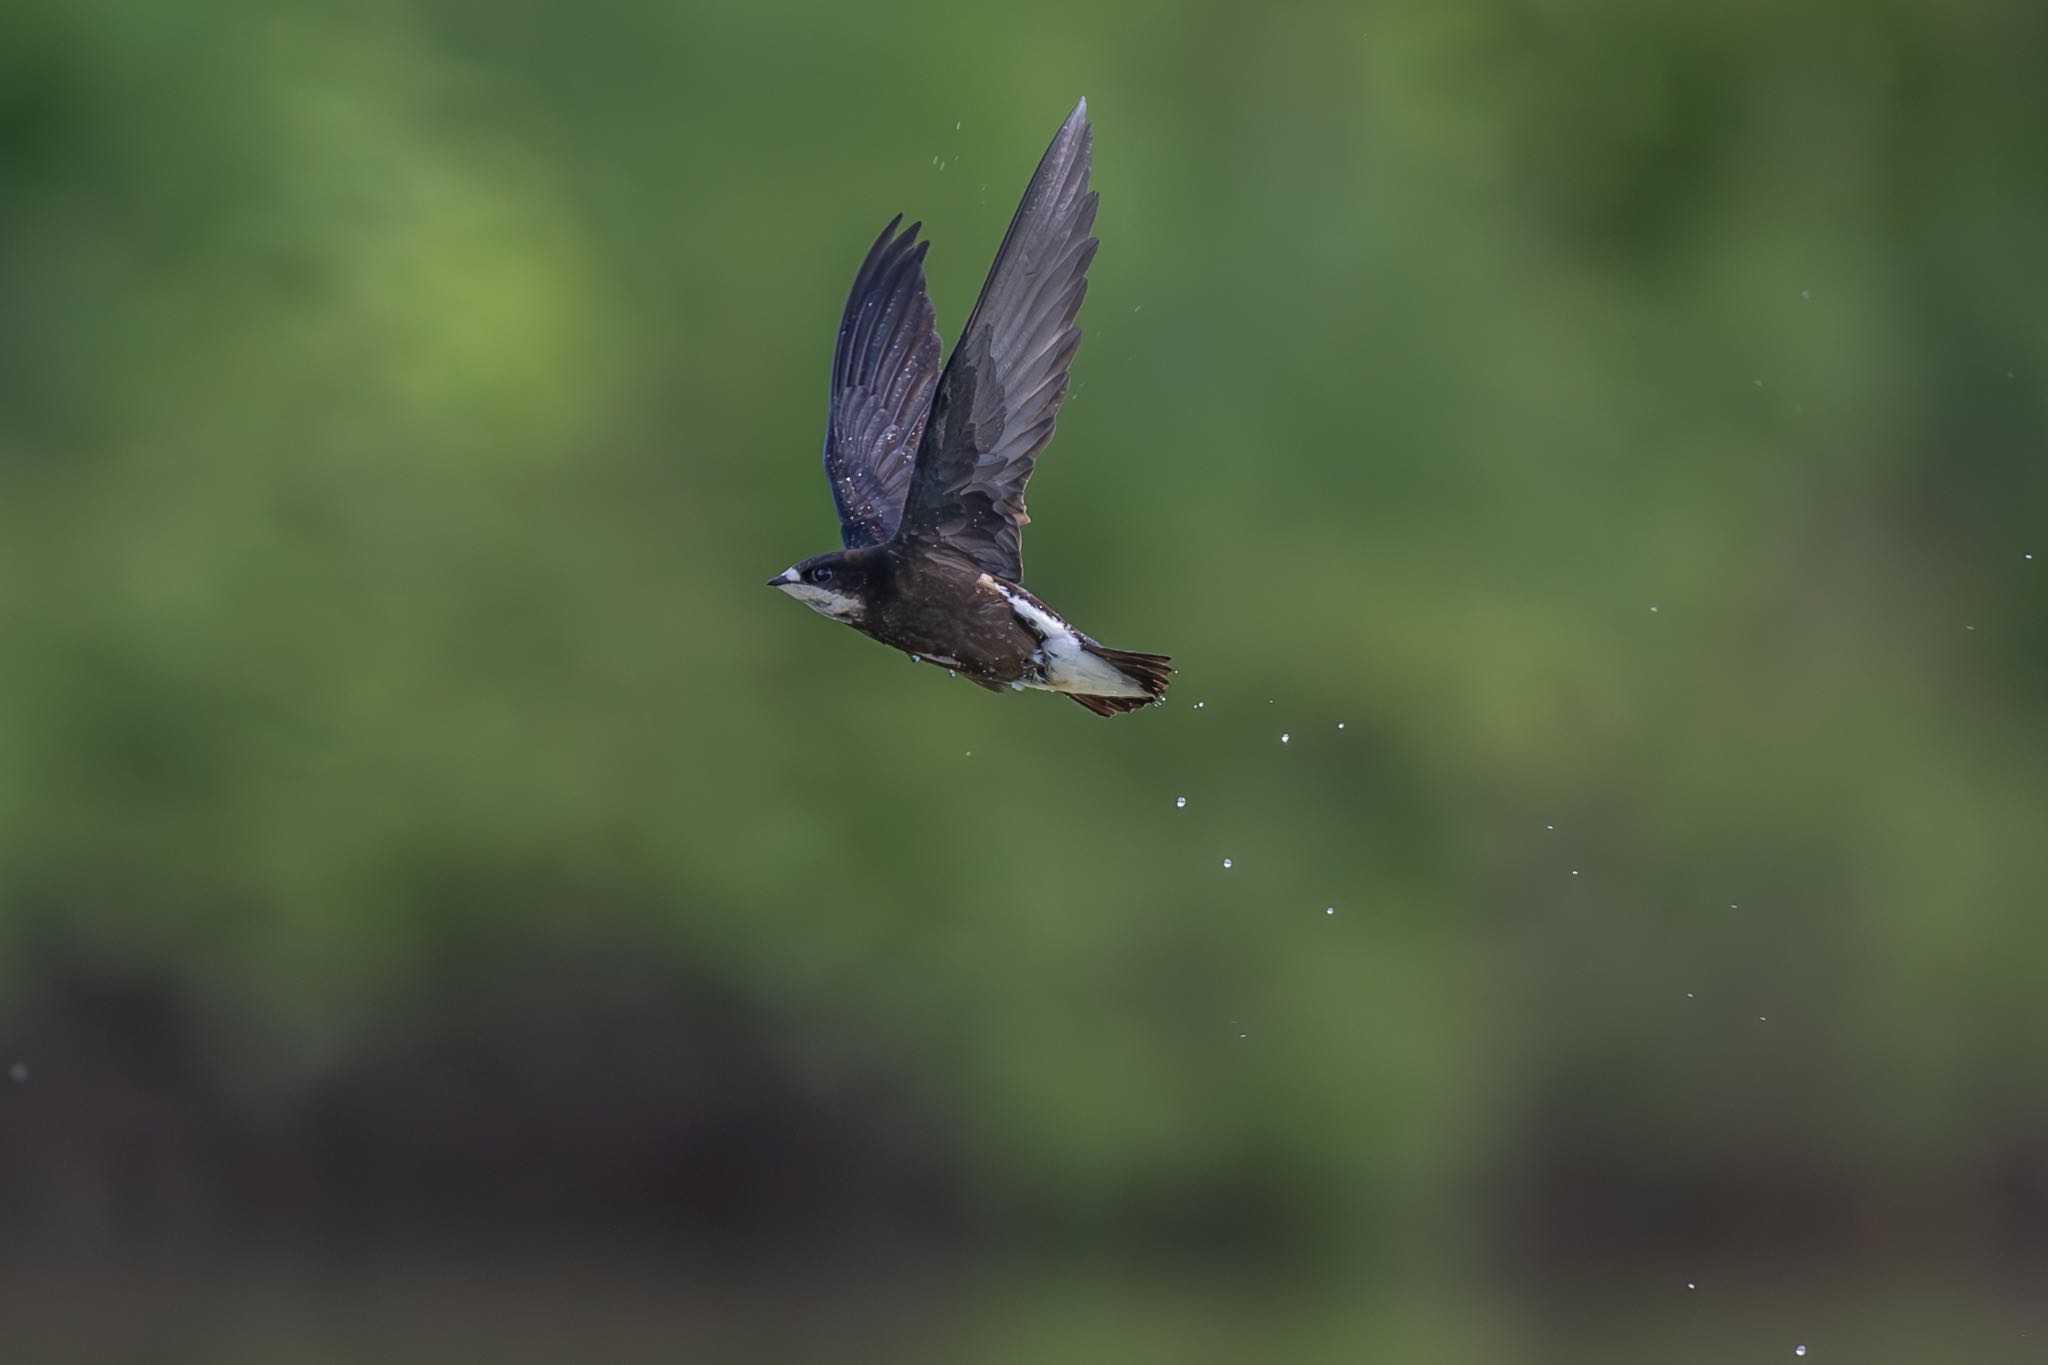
[767,550,874,623]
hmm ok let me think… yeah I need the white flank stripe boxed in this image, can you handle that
[996,585,1148,698]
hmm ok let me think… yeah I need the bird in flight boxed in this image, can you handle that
[769,99,1172,716]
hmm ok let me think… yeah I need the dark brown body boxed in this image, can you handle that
[800,543,1171,713]
[841,545,1046,689]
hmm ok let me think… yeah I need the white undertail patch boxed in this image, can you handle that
[996,585,1149,698]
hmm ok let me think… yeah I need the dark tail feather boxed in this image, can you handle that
[1069,646,1174,716]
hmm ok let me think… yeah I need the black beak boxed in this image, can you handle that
[767,569,798,588]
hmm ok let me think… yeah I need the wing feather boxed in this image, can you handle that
[896,100,1098,581]
[822,215,944,548]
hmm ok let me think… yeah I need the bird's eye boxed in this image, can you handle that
[812,566,834,583]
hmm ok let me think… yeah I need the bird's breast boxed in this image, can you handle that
[862,561,1039,676]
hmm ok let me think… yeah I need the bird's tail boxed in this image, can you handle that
[1069,646,1174,716]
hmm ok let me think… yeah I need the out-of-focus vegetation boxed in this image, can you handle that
[3,0,2045,1357]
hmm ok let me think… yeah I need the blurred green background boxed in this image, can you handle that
[3,0,2045,1359]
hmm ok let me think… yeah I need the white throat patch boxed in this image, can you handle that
[776,569,864,623]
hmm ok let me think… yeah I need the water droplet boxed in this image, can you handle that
[1325,906,1335,916]
[955,120,962,130]
[2026,553,2035,560]
[1280,732,1290,743]
[1545,824,1554,831]
[947,669,957,678]
[1685,1281,1696,1290]
[1754,378,1765,388]
[1571,869,1580,877]
[1649,605,1660,614]
[1685,992,1694,999]
[1795,1348,1807,1358]
[1799,289,1811,300]
[1336,722,1345,729]
[1759,1016,1768,1022]
[1238,1032,1247,1039]
[1193,701,1205,709]
[911,654,922,664]
[1222,858,1233,869]
[8,1062,26,1083]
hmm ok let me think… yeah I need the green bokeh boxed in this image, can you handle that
[3,0,2045,1356]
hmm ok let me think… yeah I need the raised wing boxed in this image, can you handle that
[823,215,944,548]
[896,100,1098,581]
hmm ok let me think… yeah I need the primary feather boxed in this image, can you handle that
[894,99,1098,582]
[823,215,943,548]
